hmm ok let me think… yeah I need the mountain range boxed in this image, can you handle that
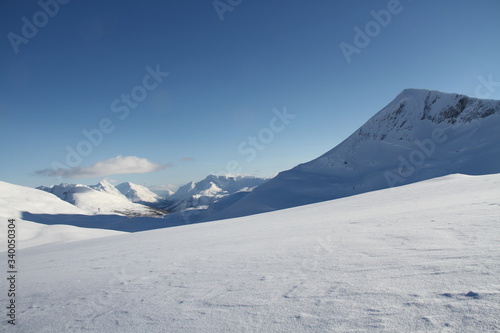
[35,175,268,222]
[37,180,166,217]
[1,88,498,332]
[4,88,500,227]
[148,174,267,224]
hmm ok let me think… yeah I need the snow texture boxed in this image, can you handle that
[2,173,499,332]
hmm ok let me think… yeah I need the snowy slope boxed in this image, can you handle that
[212,89,500,220]
[38,181,166,217]
[115,182,162,203]
[0,181,88,218]
[0,219,125,250]
[3,173,499,332]
[0,181,123,249]
[89,179,129,199]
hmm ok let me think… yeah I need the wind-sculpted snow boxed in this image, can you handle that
[211,89,500,221]
[3,174,500,332]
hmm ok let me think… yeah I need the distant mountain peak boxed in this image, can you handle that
[115,182,161,204]
[163,175,269,218]
[89,180,126,199]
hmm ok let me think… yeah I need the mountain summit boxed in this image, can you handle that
[115,182,162,204]
[211,89,500,220]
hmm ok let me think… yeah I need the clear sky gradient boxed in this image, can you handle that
[1,0,500,188]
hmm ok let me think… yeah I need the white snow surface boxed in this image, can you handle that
[0,181,87,218]
[213,89,500,220]
[0,219,125,250]
[0,181,124,249]
[3,173,499,332]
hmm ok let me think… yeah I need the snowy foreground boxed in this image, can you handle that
[0,181,125,249]
[2,174,500,332]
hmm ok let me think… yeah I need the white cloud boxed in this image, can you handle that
[35,155,170,179]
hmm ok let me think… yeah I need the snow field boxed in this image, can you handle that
[2,174,499,332]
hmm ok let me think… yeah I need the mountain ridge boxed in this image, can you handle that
[37,181,166,217]
[209,89,500,221]
[115,182,162,204]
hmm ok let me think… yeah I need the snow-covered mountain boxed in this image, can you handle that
[164,174,268,212]
[115,182,162,204]
[7,173,500,332]
[0,181,123,249]
[170,174,268,201]
[89,179,127,198]
[37,180,167,217]
[154,174,268,224]
[212,89,500,220]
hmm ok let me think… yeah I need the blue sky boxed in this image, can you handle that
[1,0,500,188]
